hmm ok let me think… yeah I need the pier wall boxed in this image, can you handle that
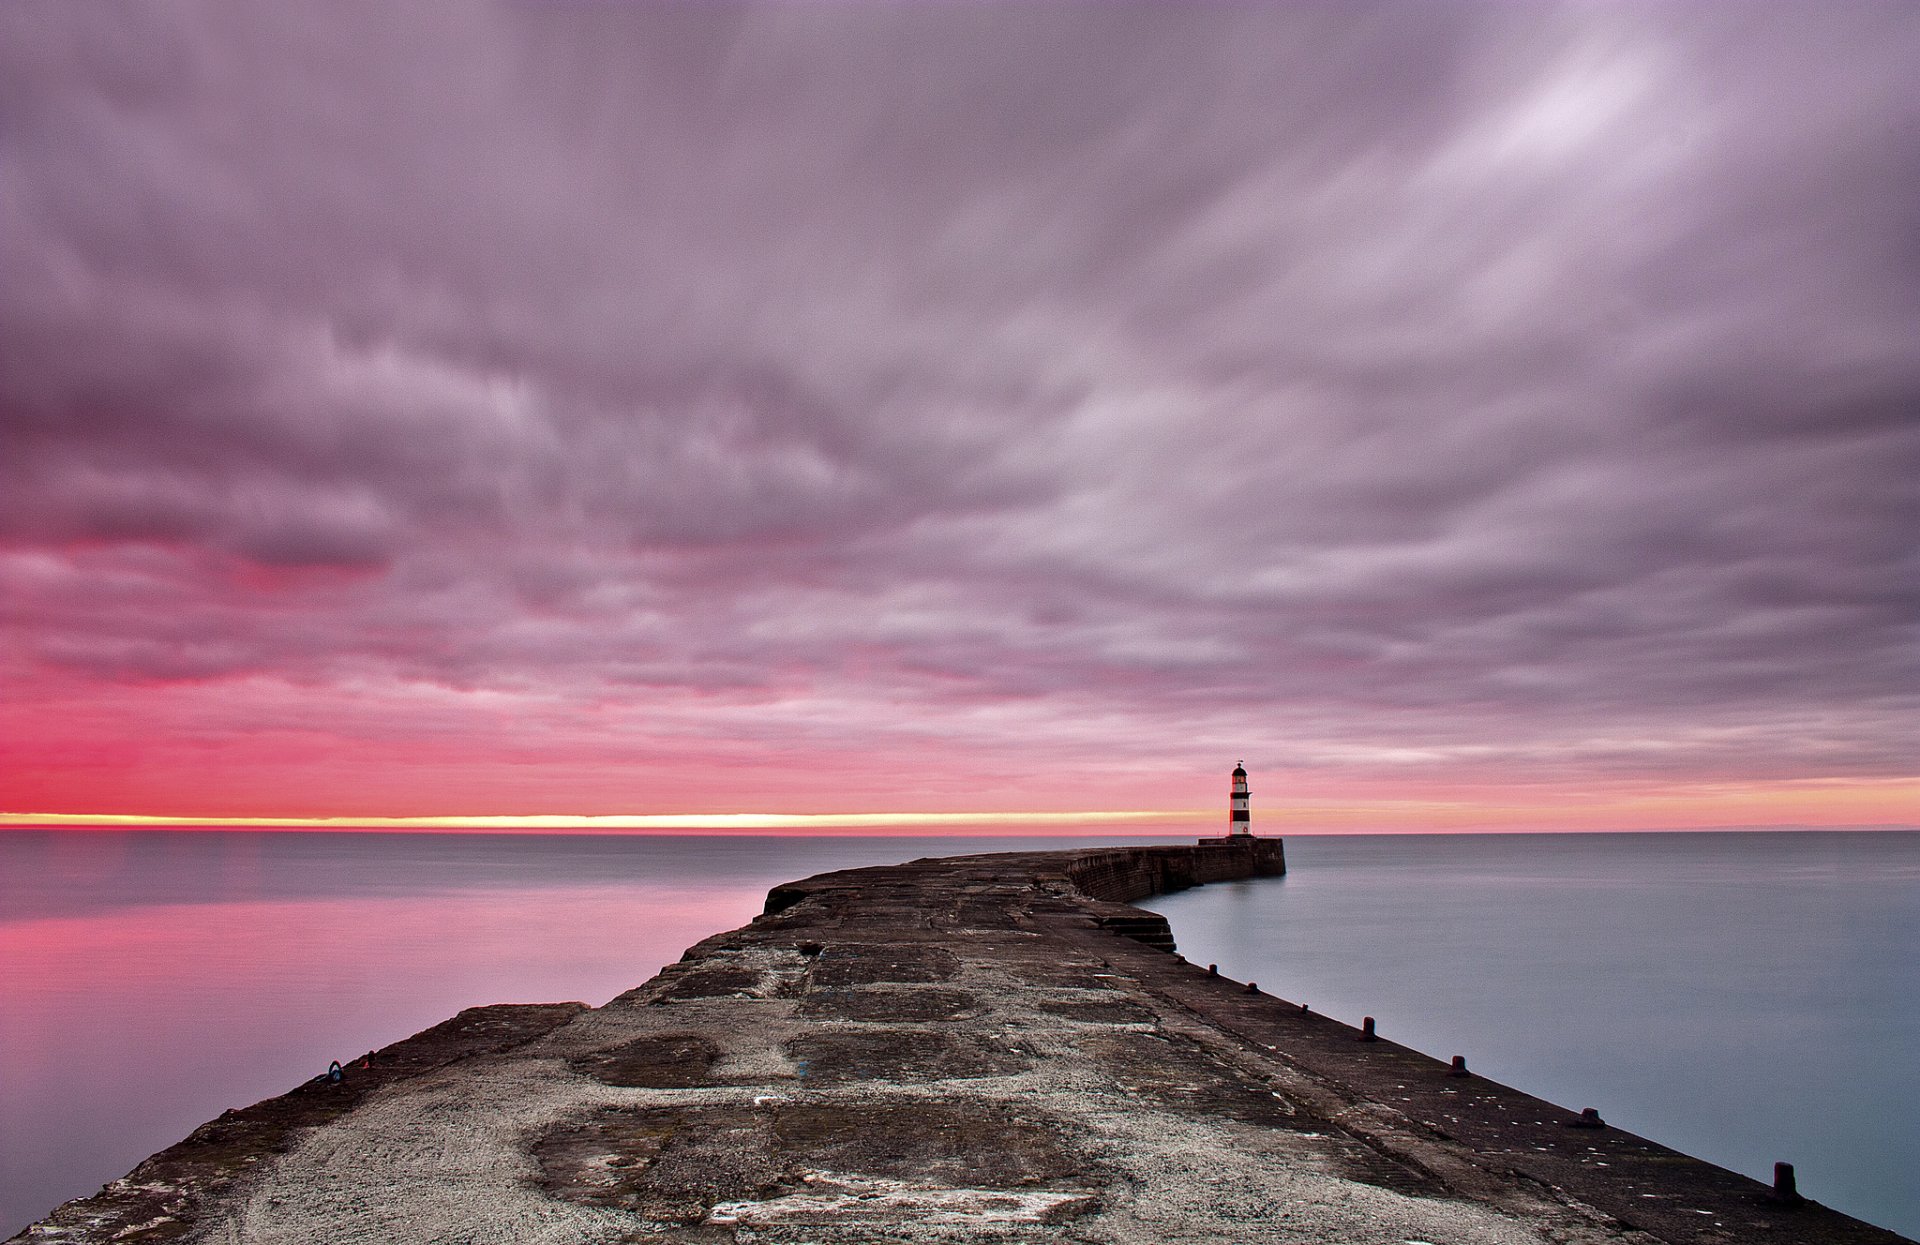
[1060,837,1287,903]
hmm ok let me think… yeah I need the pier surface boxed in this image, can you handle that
[16,839,1911,1244]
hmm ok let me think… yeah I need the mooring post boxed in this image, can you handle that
[1773,1161,1803,1206]
[1360,1016,1378,1042]
[1448,1054,1469,1077]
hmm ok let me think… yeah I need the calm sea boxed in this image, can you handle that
[1143,831,1920,1240]
[2,830,1914,1239]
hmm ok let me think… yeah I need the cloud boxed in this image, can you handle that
[2,1,1916,815]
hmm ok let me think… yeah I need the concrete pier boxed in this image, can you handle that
[14,839,1911,1244]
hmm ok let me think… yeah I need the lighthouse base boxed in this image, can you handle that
[1193,835,1288,877]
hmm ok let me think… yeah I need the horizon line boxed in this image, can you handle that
[1,811,1914,836]
[0,809,1205,831]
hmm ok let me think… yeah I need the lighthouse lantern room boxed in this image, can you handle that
[1229,763,1251,836]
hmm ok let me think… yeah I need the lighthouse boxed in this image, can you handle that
[1228,762,1251,836]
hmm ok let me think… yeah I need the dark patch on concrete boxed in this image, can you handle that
[535,1104,778,1225]
[655,964,772,1000]
[1037,998,1155,1025]
[1321,1136,1452,1198]
[535,1099,1082,1227]
[1081,1031,1305,1128]
[572,1034,720,1088]
[798,987,977,1022]
[998,960,1112,989]
[770,1100,1081,1188]
[788,1028,1027,1084]
[810,945,959,987]
[955,898,1028,929]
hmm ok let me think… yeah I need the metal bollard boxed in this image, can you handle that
[1772,1162,1803,1206]
[1447,1054,1469,1077]
[1361,1016,1378,1042]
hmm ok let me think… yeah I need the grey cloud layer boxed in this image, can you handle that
[3,2,1916,781]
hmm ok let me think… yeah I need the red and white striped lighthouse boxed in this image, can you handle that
[1228,762,1251,836]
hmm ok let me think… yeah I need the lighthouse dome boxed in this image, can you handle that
[1232,763,1246,778]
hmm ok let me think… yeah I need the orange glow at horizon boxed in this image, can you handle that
[6,775,1914,835]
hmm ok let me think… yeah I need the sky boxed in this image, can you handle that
[2,2,1915,832]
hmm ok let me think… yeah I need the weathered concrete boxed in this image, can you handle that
[15,839,1911,1244]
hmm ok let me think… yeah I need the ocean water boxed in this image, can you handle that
[1,830,1914,1239]
[1142,831,1920,1239]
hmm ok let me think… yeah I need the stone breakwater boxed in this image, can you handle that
[14,839,1911,1245]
